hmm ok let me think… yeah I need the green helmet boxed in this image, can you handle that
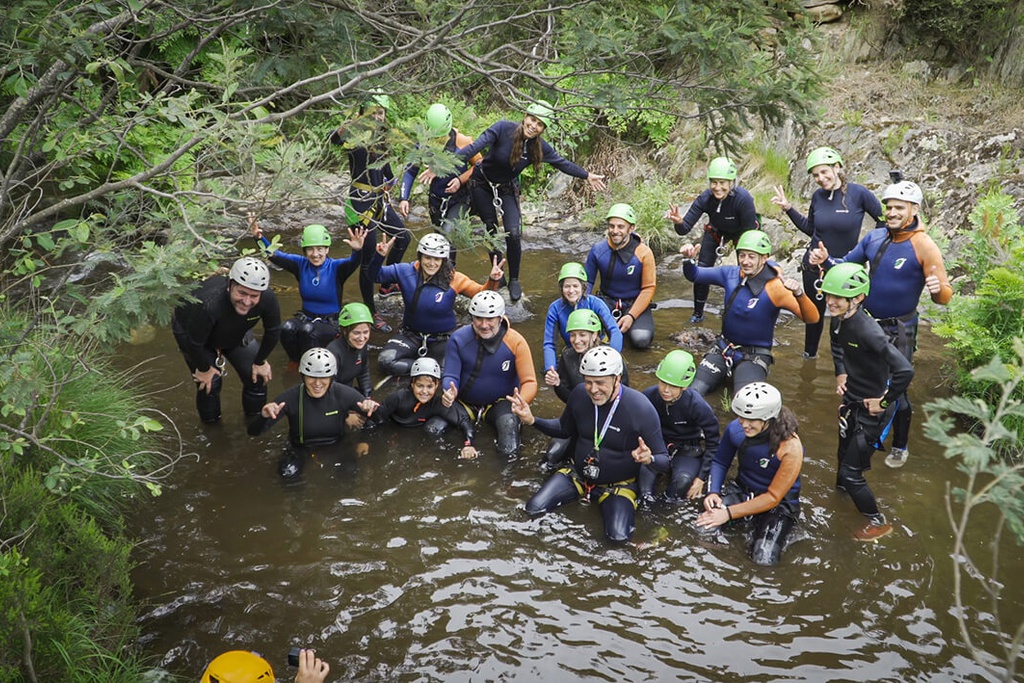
[806,146,843,173]
[558,262,588,284]
[366,90,391,111]
[656,349,697,388]
[707,156,737,181]
[605,203,637,225]
[736,229,771,255]
[425,103,453,137]
[339,302,373,327]
[566,309,602,333]
[526,100,554,127]
[820,262,870,298]
[300,224,331,248]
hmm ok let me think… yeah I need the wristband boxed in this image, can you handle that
[726,506,733,521]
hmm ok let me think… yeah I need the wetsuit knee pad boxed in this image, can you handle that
[423,416,448,437]
[836,463,867,493]
[749,507,796,566]
[601,493,637,543]
[526,472,578,515]
[628,327,654,350]
[494,413,521,456]
[377,348,413,376]
[666,472,696,500]
[544,437,572,467]
[195,373,223,423]
[241,381,268,418]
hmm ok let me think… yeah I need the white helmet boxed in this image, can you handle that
[881,180,923,206]
[579,346,624,377]
[732,382,782,421]
[228,257,270,291]
[410,357,442,379]
[299,348,337,378]
[418,233,451,259]
[468,290,505,318]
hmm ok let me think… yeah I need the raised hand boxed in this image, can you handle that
[507,387,534,425]
[631,436,653,465]
[261,401,286,420]
[770,185,791,212]
[376,234,398,258]
[489,256,506,282]
[442,382,458,408]
[664,203,685,224]
[344,226,368,251]
[247,211,263,239]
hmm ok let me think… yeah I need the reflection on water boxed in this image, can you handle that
[126,245,1022,681]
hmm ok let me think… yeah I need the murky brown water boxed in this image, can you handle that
[125,237,1023,681]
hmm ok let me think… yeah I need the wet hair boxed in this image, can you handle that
[767,405,799,454]
[510,123,543,173]
[418,254,455,290]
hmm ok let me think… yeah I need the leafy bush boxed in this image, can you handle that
[887,0,1019,61]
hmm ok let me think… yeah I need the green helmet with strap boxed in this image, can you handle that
[605,203,637,225]
[425,103,453,137]
[558,262,588,284]
[339,302,373,327]
[655,349,697,388]
[735,229,771,255]
[566,309,602,333]
[707,156,737,181]
[820,262,870,298]
[526,100,554,127]
[300,224,331,248]
[806,146,843,173]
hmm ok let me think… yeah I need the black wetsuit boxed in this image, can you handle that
[639,386,721,501]
[248,382,367,447]
[172,275,281,423]
[369,388,476,444]
[830,306,914,517]
[326,337,373,398]
[526,383,668,543]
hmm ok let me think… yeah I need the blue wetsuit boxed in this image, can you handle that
[709,420,802,566]
[683,260,818,395]
[255,235,361,360]
[368,252,500,376]
[442,320,537,456]
[783,182,883,357]
[639,386,721,501]
[673,187,759,317]
[172,275,281,423]
[526,383,669,543]
[542,295,622,371]
[457,119,590,281]
[827,217,952,451]
[584,233,658,349]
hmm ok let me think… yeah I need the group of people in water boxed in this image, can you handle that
[175,99,953,589]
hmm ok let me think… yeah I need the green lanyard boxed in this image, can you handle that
[592,385,623,452]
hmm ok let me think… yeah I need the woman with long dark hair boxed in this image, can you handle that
[457,101,605,302]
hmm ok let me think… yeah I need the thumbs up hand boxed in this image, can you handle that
[924,264,942,295]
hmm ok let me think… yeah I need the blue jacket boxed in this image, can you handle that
[542,295,622,370]
[442,321,537,407]
[257,236,360,317]
[710,421,801,501]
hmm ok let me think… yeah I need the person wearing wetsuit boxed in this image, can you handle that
[511,347,669,543]
[172,257,281,423]
[326,303,375,433]
[248,348,377,477]
[542,310,630,469]
[441,290,537,457]
[328,92,411,333]
[250,216,365,362]
[821,263,914,541]
[639,350,720,505]
[398,103,482,264]
[585,203,657,349]
[667,157,759,323]
[681,230,819,396]
[810,179,951,468]
[367,357,479,459]
[367,232,503,377]
[456,100,606,302]
[543,261,622,374]
[771,147,884,358]
[695,382,802,566]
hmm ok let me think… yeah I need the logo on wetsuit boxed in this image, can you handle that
[759,457,770,469]
[626,265,636,275]
[893,257,907,270]
[501,360,511,372]
[747,298,758,309]
[435,292,444,302]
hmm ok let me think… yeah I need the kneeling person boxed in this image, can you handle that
[511,347,669,543]
[640,349,720,504]
[369,358,479,460]
[442,291,537,457]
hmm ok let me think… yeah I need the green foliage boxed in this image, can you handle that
[935,192,1024,410]
[580,177,679,256]
[923,345,1024,680]
[888,0,1020,62]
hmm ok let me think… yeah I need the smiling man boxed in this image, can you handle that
[809,179,952,468]
[510,346,668,543]
[680,230,818,397]
[172,257,281,423]
[584,203,657,349]
[441,290,536,457]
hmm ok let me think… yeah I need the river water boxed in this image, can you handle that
[124,233,1023,681]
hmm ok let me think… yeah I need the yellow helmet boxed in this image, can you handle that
[200,650,275,683]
